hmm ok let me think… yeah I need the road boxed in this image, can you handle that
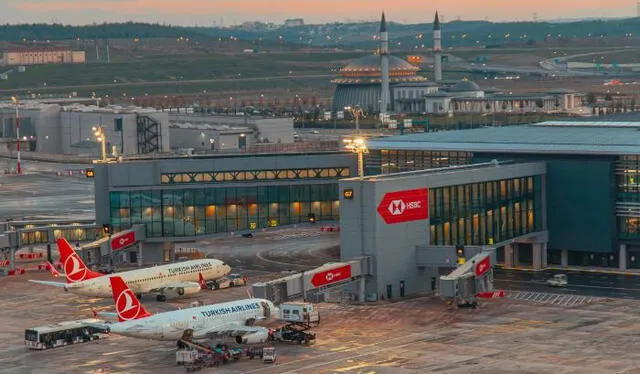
[0,159,94,220]
[1,73,334,94]
[495,268,640,299]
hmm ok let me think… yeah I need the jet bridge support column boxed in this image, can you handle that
[9,247,15,270]
[137,242,143,267]
[358,276,365,302]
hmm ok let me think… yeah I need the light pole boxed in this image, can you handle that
[10,97,21,175]
[344,105,363,133]
[344,137,368,179]
[92,125,107,162]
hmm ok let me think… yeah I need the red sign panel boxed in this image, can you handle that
[111,231,136,251]
[474,256,491,277]
[311,265,352,287]
[377,188,429,225]
[477,290,506,299]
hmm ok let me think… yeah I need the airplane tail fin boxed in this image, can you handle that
[57,238,103,283]
[108,276,152,322]
[198,272,207,290]
[44,261,61,278]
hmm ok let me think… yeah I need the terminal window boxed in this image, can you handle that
[428,176,543,246]
[109,184,340,237]
[375,150,472,174]
[160,167,350,184]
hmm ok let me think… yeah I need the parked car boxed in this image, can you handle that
[546,274,568,287]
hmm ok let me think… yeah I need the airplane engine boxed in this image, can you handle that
[235,330,270,344]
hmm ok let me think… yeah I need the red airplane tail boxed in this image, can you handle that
[108,276,152,322]
[198,272,207,290]
[44,261,61,278]
[57,238,103,283]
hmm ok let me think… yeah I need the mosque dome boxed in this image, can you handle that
[339,54,420,78]
[449,80,481,92]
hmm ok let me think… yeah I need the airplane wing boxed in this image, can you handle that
[83,321,113,332]
[147,281,201,293]
[28,280,68,288]
[194,321,269,339]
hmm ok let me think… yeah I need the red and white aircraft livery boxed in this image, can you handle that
[30,238,231,301]
[94,276,277,342]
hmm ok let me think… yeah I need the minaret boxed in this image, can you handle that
[433,11,442,82]
[379,12,391,117]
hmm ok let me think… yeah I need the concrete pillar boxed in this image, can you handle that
[359,276,366,302]
[532,244,542,271]
[137,242,143,267]
[619,244,627,271]
[561,249,568,267]
[9,247,15,270]
[504,245,514,268]
[541,243,548,268]
[513,244,520,267]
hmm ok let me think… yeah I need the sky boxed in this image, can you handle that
[2,0,637,26]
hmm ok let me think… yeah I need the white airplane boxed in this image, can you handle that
[30,238,231,301]
[95,276,277,343]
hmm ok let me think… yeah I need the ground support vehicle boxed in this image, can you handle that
[547,274,568,287]
[262,347,277,363]
[273,326,316,345]
[25,319,109,350]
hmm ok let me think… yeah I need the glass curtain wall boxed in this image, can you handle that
[110,184,340,237]
[429,176,543,246]
[617,155,640,239]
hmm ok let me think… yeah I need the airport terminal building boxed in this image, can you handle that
[338,121,640,298]
[93,152,356,244]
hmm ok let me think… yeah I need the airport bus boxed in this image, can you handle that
[24,319,109,350]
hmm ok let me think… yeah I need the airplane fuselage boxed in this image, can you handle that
[67,259,230,298]
[108,298,275,341]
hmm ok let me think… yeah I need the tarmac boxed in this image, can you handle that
[4,270,640,374]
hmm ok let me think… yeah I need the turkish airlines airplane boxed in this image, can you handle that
[96,276,277,343]
[29,238,231,301]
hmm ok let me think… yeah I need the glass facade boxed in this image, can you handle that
[19,227,104,246]
[617,155,640,239]
[368,150,472,174]
[161,167,350,184]
[429,176,543,246]
[109,184,340,237]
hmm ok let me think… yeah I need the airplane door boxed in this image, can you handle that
[260,302,271,318]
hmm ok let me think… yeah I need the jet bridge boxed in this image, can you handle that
[251,257,372,305]
[439,249,497,306]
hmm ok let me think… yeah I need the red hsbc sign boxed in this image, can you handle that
[475,256,491,277]
[311,265,352,287]
[111,231,136,251]
[377,188,429,224]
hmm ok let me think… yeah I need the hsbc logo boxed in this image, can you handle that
[377,188,429,224]
[387,199,422,216]
[119,237,130,246]
[325,271,342,282]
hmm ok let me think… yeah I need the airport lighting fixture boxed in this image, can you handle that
[92,125,107,162]
[344,105,363,133]
[10,96,22,175]
[344,137,368,179]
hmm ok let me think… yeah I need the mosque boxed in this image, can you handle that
[331,12,585,116]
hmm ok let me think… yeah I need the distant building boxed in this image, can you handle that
[0,102,169,156]
[1,47,86,66]
[284,19,304,27]
[395,81,586,114]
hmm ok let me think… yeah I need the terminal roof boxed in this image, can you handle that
[368,121,640,155]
